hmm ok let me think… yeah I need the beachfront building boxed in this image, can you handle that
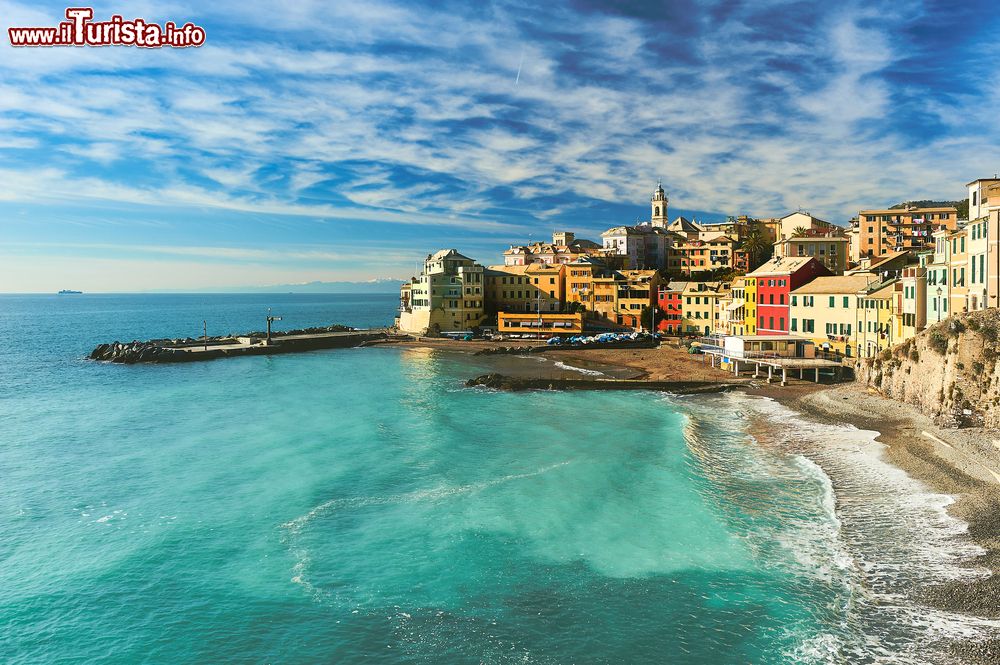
[855,280,899,358]
[748,256,832,336]
[726,277,747,336]
[789,274,872,357]
[398,249,485,334]
[657,281,686,334]
[772,236,850,275]
[565,256,607,311]
[614,270,661,330]
[945,227,969,316]
[744,275,758,335]
[900,264,927,338]
[714,279,745,337]
[484,263,566,315]
[681,282,728,336]
[922,246,950,326]
[967,180,1000,311]
[853,204,959,260]
[497,311,584,338]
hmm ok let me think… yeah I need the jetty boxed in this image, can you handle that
[89,325,391,364]
[466,373,751,394]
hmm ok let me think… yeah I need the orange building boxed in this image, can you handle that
[853,205,958,260]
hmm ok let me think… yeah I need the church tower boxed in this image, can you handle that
[651,180,668,228]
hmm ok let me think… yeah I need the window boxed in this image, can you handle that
[779,317,785,330]
[769,317,774,330]
[779,294,785,305]
[829,296,835,308]
[791,295,797,306]
[842,296,849,308]
[791,319,797,331]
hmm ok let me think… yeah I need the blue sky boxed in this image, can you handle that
[1,0,999,292]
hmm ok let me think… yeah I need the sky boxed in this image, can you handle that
[1,0,999,292]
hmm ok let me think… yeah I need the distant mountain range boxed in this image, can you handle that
[150,278,404,294]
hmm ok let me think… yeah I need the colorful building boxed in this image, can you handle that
[615,270,661,330]
[398,249,485,334]
[681,282,728,336]
[743,275,758,335]
[855,281,899,358]
[657,281,687,334]
[853,205,958,260]
[748,256,832,335]
[789,274,872,357]
[484,263,566,315]
[772,236,850,274]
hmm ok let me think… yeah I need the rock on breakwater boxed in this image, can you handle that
[88,325,385,364]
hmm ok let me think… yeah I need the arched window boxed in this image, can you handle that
[654,206,660,217]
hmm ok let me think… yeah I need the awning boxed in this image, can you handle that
[725,299,745,311]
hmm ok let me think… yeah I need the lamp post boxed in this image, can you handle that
[936,287,942,323]
[266,307,282,344]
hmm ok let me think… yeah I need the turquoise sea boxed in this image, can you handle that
[1,293,996,663]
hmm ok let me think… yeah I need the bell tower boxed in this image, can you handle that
[651,180,668,227]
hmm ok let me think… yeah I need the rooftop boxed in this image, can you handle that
[747,256,817,276]
[791,274,875,295]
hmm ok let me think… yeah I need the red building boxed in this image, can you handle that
[748,257,830,335]
[656,281,686,333]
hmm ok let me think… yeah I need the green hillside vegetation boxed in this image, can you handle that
[890,199,969,219]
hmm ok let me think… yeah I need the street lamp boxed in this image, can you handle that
[936,287,942,323]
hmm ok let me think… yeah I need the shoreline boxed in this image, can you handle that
[388,337,1000,658]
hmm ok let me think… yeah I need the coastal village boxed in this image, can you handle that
[396,177,1000,380]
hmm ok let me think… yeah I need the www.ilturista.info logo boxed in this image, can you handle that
[8,7,206,48]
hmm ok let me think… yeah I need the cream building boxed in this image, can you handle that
[789,274,873,357]
[398,249,485,334]
[773,236,850,274]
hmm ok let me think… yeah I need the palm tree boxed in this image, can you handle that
[791,226,808,238]
[740,229,771,270]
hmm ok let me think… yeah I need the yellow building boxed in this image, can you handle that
[789,274,872,357]
[773,236,850,275]
[681,282,727,336]
[855,282,898,358]
[485,263,566,314]
[565,257,604,309]
[744,276,758,334]
[615,270,660,330]
[945,227,969,316]
[398,249,485,334]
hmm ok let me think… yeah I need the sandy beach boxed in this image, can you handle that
[385,336,1000,660]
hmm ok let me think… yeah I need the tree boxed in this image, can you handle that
[791,226,808,238]
[740,229,771,271]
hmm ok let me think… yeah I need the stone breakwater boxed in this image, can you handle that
[88,325,386,364]
[465,373,749,393]
[89,340,192,364]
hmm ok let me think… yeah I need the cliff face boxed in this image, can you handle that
[855,310,1000,428]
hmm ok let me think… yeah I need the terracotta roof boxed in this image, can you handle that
[791,274,874,295]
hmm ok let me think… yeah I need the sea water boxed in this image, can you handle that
[0,294,995,663]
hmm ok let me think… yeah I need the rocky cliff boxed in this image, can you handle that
[855,309,1000,428]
